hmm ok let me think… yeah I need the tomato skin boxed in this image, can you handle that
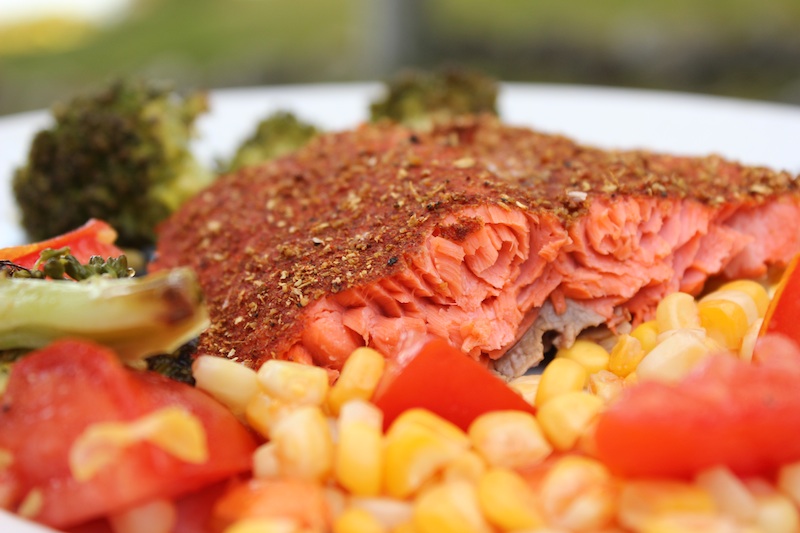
[0,339,257,529]
[372,338,536,431]
[761,253,800,344]
[592,334,800,478]
[0,219,124,269]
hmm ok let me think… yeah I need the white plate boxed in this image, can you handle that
[2,82,800,532]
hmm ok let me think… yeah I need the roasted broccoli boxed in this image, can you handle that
[146,339,198,385]
[13,79,212,248]
[224,111,318,173]
[0,263,209,361]
[370,67,499,130]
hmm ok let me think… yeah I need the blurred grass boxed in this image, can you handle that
[1,0,799,115]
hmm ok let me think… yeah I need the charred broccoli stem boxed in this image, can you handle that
[146,339,198,385]
[12,78,212,247]
[225,111,318,173]
[370,67,499,130]
[0,268,209,361]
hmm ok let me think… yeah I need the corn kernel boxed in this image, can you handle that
[697,298,749,350]
[719,279,769,317]
[700,289,759,325]
[245,393,295,439]
[507,374,541,406]
[636,329,710,383]
[223,518,299,533]
[656,292,700,333]
[335,400,384,496]
[257,360,329,407]
[618,480,716,531]
[333,507,387,533]
[754,490,800,533]
[384,409,469,499]
[537,391,603,452]
[271,405,333,481]
[739,318,763,363]
[694,466,757,523]
[538,455,617,531]
[328,347,386,415]
[777,461,800,507]
[608,334,645,378]
[555,339,610,374]
[442,450,487,484]
[412,480,492,533]
[588,370,624,403]
[639,513,743,533]
[477,468,543,530]
[631,320,659,353]
[468,410,552,469]
[350,497,414,530]
[253,442,281,479]
[535,358,587,407]
[192,355,258,415]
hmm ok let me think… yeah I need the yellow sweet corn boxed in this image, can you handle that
[701,289,759,325]
[719,279,769,317]
[245,393,294,439]
[618,480,716,531]
[383,409,469,499]
[223,518,300,533]
[777,461,800,507]
[442,450,487,485]
[477,468,543,530]
[109,499,177,533]
[507,374,541,406]
[636,329,710,383]
[349,497,414,531]
[656,292,700,333]
[608,334,645,378]
[631,320,659,353]
[639,513,744,533]
[257,359,329,407]
[468,410,552,469]
[192,355,258,416]
[536,391,603,451]
[753,490,800,533]
[697,298,750,350]
[270,405,333,481]
[335,400,384,496]
[252,442,281,479]
[412,480,492,533]
[587,369,624,404]
[538,455,617,532]
[328,347,386,416]
[555,339,610,374]
[694,465,757,523]
[534,357,587,407]
[333,507,387,533]
[739,318,763,363]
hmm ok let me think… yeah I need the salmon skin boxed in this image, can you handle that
[153,116,800,377]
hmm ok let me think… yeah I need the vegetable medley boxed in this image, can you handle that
[2,222,800,533]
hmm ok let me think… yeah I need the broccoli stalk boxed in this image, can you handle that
[12,79,212,247]
[225,111,318,173]
[0,268,209,361]
[370,67,499,130]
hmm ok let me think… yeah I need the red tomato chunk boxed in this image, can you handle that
[593,333,800,478]
[0,339,257,530]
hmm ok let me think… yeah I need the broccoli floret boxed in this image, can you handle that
[0,265,209,361]
[146,339,198,385]
[225,111,318,173]
[370,67,499,130]
[12,79,212,248]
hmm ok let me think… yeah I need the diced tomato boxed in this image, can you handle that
[592,333,800,478]
[372,338,537,431]
[0,219,124,269]
[761,252,800,345]
[0,339,257,530]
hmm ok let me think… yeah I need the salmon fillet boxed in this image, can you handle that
[152,116,800,377]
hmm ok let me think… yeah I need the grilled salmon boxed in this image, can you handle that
[152,116,800,377]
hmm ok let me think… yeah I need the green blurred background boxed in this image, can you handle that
[1,0,799,116]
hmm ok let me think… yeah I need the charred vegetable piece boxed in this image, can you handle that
[0,267,209,360]
[592,334,800,477]
[225,111,318,172]
[146,339,198,385]
[12,79,211,247]
[0,339,257,530]
[372,338,536,431]
[370,67,499,129]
